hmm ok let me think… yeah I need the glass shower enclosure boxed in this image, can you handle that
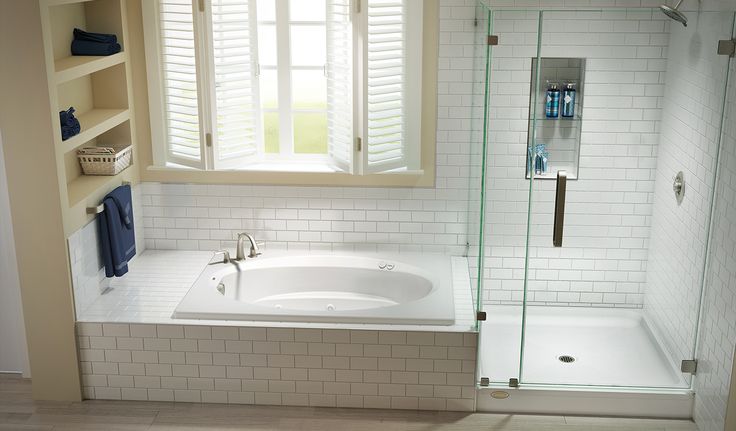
[472,3,736,391]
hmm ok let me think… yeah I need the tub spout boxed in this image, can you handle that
[236,232,262,260]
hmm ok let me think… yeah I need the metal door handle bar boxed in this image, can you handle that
[553,171,567,247]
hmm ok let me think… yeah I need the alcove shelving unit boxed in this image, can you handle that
[39,0,138,236]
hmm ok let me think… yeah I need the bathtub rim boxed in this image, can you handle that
[172,252,457,326]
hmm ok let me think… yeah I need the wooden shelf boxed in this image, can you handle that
[67,165,133,207]
[45,0,96,6]
[55,52,125,84]
[59,108,129,153]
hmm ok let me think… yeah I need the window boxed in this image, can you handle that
[143,0,426,175]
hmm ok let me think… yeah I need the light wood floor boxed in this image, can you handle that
[0,375,698,430]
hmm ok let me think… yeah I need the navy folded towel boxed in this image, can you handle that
[99,185,136,278]
[71,39,121,56]
[59,107,80,141]
[73,28,117,44]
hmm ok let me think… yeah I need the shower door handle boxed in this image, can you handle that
[553,171,567,247]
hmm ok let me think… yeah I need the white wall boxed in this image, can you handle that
[0,129,29,376]
[643,10,734,381]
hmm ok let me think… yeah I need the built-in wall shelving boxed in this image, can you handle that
[55,52,126,83]
[39,0,138,236]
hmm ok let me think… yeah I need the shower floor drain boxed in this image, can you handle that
[558,355,576,363]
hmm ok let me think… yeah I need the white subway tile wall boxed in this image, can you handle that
[68,184,145,317]
[68,218,106,316]
[643,11,733,384]
[77,322,477,411]
[693,53,736,431]
[481,9,669,307]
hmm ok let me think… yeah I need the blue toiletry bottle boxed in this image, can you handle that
[562,82,576,118]
[545,82,560,118]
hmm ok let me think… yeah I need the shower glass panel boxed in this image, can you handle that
[475,7,541,386]
[521,9,735,389]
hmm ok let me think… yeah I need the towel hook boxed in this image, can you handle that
[86,181,132,214]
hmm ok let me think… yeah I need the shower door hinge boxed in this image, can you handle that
[718,39,735,57]
[476,311,487,321]
[480,377,490,387]
[509,378,519,388]
[487,35,499,46]
[681,359,698,375]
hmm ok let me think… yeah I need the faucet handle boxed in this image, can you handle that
[209,250,232,265]
[248,242,264,258]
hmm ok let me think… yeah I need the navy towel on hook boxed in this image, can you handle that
[98,184,136,277]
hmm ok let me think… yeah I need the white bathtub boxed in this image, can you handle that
[173,253,455,325]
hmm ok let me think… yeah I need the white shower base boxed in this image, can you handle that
[479,305,688,389]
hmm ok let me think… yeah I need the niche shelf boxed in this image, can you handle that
[40,0,138,236]
[59,109,130,153]
[526,57,585,180]
[55,52,126,84]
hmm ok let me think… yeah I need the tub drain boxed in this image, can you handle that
[558,355,576,363]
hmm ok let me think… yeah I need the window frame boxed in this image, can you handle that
[140,0,438,187]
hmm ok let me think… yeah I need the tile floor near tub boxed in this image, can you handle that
[0,375,698,431]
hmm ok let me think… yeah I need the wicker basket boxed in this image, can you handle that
[77,145,132,176]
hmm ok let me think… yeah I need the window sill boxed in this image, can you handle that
[143,165,434,187]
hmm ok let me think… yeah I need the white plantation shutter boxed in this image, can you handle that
[364,0,422,173]
[146,0,424,174]
[326,0,354,172]
[158,0,204,167]
[208,0,260,169]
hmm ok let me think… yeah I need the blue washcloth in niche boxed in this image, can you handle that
[59,107,80,141]
[98,185,136,278]
[73,28,117,44]
[71,40,121,56]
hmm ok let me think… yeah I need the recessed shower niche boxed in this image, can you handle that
[526,57,585,180]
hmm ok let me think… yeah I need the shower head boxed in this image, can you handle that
[660,0,688,27]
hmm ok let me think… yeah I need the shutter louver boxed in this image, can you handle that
[159,0,203,164]
[326,0,354,172]
[365,0,406,171]
[210,0,260,169]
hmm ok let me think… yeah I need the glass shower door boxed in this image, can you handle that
[474,6,541,387]
[520,9,736,389]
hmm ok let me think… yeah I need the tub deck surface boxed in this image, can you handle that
[77,250,476,332]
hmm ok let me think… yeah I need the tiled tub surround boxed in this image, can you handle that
[75,250,477,409]
[76,251,475,331]
[77,323,477,410]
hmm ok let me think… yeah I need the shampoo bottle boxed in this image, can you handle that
[562,82,576,118]
[545,82,560,118]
